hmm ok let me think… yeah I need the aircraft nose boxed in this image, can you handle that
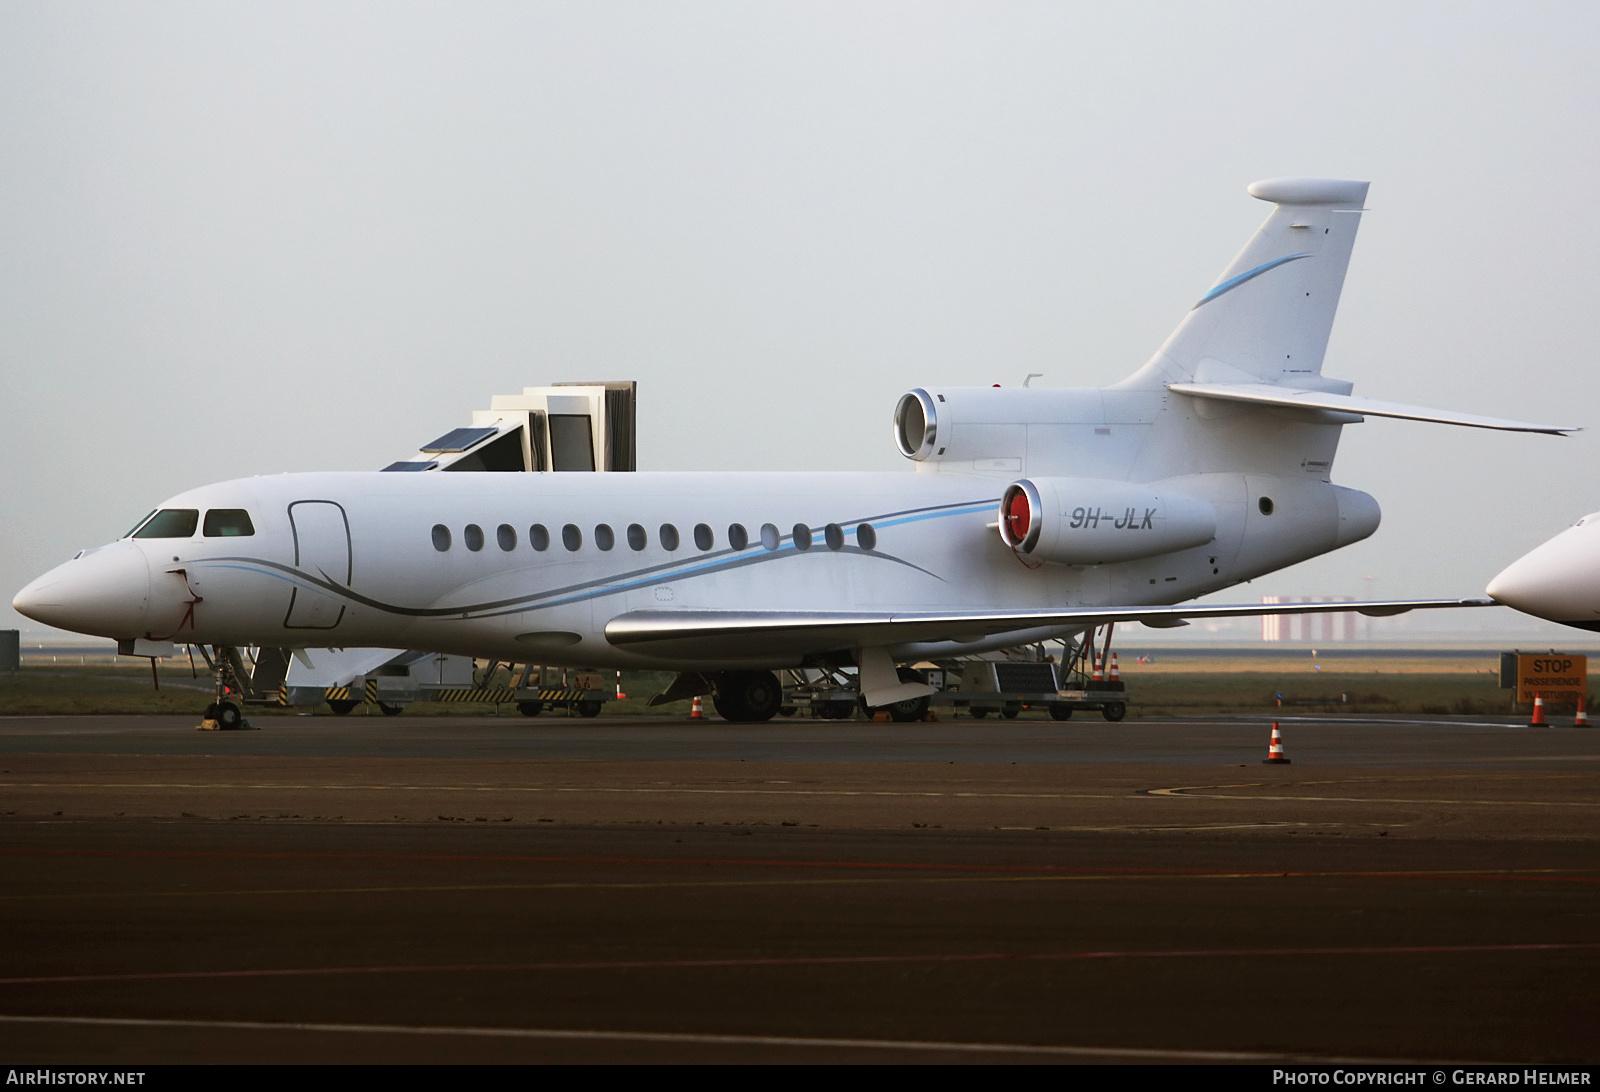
[12,543,152,639]
[1487,515,1600,628]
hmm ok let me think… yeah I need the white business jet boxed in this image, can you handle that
[1487,516,1600,631]
[13,178,1574,724]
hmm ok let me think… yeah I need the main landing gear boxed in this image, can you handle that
[711,670,784,723]
[859,667,931,723]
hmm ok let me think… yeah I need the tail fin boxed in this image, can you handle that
[1144,177,1369,386]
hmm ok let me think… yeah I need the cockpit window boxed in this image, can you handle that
[133,509,199,539]
[123,511,156,538]
[203,509,255,537]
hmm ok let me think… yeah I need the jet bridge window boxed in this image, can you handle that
[549,415,596,472]
[203,509,255,537]
[444,429,526,473]
[133,509,199,539]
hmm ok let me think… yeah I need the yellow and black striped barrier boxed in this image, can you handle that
[432,688,521,703]
[532,689,599,702]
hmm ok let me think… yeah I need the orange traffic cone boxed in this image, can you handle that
[615,672,627,701]
[1262,722,1291,764]
[1092,654,1104,682]
[1529,693,1547,728]
[690,695,704,720]
[1576,693,1590,728]
[1109,652,1120,683]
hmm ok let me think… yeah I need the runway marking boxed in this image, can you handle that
[0,849,1587,880]
[1149,776,1600,806]
[0,1013,1401,1063]
[2,942,1596,987]
[0,780,1125,801]
[0,866,1590,904]
[2,845,1358,869]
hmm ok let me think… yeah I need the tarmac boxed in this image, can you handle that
[0,711,1596,1063]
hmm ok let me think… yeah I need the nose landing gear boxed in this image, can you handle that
[197,645,258,731]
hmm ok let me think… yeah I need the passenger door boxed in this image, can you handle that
[283,500,352,630]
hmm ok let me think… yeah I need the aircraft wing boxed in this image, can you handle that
[1168,382,1578,435]
[604,598,1495,660]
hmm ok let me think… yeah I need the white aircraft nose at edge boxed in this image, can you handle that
[1487,514,1600,631]
[13,177,1577,721]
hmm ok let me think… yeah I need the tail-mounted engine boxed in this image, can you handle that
[998,478,1217,565]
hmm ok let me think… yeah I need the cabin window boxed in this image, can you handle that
[659,524,680,551]
[464,524,485,552]
[563,524,582,551]
[792,524,812,551]
[431,524,452,552]
[124,511,156,538]
[694,523,714,551]
[728,524,748,550]
[529,524,550,551]
[1258,497,1275,516]
[595,524,615,551]
[856,523,877,551]
[203,509,255,537]
[497,524,517,551]
[824,523,844,551]
[627,524,647,551]
[760,523,781,551]
[133,509,199,539]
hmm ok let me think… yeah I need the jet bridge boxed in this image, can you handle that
[263,382,636,716]
[380,381,636,474]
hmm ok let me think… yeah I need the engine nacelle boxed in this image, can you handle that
[998,478,1218,565]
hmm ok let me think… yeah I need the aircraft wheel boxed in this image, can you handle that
[517,700,544,717]
[1002,704,1021,719]
[575,700,604,718]
[1048,703,1074,721]
[863,667,930,723]
[377,702,404,717]
[1101,702,1127,723]
[327,699,358,716]
[779,706,798,718]
[711,670,782,722]
[887,695,929,723]
[215,701,242,730]
[969,707,989,719]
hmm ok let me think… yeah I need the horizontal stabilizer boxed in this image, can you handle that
[1168,382,1577,435]
[606,599,1495,661]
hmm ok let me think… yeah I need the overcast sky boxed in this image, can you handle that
[4,1,1598,644]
